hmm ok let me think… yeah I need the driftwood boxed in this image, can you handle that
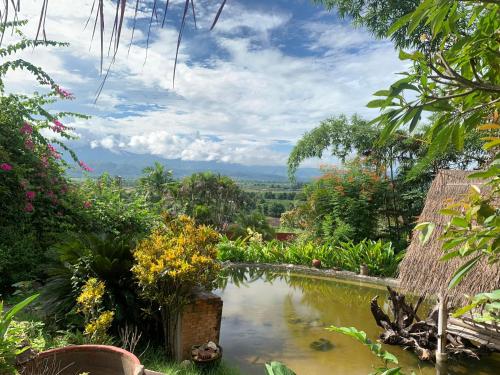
[370,287,496,361]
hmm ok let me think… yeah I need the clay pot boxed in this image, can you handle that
[312,259,322,268]
[360,264,369,276]
[22,345,144,375]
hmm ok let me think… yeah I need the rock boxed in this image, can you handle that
[310,338,334,352]
[180,360,192,368]
[206,341,218,351]
[312,259,321,268]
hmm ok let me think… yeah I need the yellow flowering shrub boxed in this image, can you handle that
[76,277,114,344]
[132,214,220,356]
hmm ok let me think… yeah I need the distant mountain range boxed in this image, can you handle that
[67,146,320,182]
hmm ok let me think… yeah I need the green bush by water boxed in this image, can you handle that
[217,237,403,277]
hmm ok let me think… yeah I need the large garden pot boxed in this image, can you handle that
[22,345,144,375]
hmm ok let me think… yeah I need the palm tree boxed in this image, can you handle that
[138,162,174,203]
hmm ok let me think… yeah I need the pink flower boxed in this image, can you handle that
[52,120,66,133]
[24,139,35,151]
[56,86,74,99]
[26,191,36,201]
[24,202,34,212]
[79,160,93,172]
[46,190,55,199]
[83,201,92,209]
[40,155,49,168]
[20,122,33,135]
[0,163,13,171]
[47,144,61,159]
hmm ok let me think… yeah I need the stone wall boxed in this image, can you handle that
[175,291,223,361]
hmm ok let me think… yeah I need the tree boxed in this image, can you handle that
[370,0,499,281]
[315,0,423,48]
[138,162,174,204]
[171,172,252,230]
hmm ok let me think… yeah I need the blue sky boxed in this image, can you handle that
[5,0,407,167]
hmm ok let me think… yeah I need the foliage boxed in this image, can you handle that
[76,173,159,236]
[0,294,39,374]
[286,161,388,243]
[171,172,252,230]
[76,278,114,344]
[217,237,401,277]
[138,162,175,205]
[453,289,500,325]
[332,240,404,277]
[227,211,275,241]
[0,21,90,291]
[327,326,406,375]
[368,0,499,176]
[439,179,500,287]
[315,0,424,49]
[265,361,296,375]
[287,114,488,247]
[132,214,220,356]
[41,232,143,327]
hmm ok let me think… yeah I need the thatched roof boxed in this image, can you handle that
[398,170,500,305]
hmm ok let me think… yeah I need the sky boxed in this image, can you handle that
[4,0,407,167]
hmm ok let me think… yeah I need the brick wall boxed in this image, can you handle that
[175,291,223,361]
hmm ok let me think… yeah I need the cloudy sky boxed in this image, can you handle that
[4,0,406,167]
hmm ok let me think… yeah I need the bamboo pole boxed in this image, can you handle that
[436,294,448,365]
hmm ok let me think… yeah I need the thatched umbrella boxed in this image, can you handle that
[398,170,500,306]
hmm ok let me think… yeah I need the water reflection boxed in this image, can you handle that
[215,267,499,375]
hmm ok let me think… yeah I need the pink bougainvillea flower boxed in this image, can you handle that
[55,86,74,99]
[40,155,49,168]
[83,201,92,209]
[52,119,66,133]
[79,160,93,172]
[46,190,55,198]
[0,163,13,171]
[26,191,36,201]
[47,144,61,159]
[24,202,34,212]
[24,138,35,151]
[20,122,33,135]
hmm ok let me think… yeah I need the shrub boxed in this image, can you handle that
[41,232,143,327]
[132,215,220,357]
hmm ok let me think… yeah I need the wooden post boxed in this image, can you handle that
[436,294,448,371]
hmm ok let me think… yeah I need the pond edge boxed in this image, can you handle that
[221,262,400,288]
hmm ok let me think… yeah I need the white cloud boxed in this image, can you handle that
[4,0,407,167]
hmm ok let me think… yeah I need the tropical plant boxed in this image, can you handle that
[138,162,175,205]
[132,214,220,357]
[0,20,91,291]
[0,294,39,374]
[286,161,388,243]
[332,240,404,277]
[76,173,159,236]
[42,232,143,327]
[172,172,252,230]
[265,361,296,375]
[453,289,500,325]
[227,211,275,241]
[368,0,498,176]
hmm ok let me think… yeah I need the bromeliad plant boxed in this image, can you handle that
[132,214,220,358]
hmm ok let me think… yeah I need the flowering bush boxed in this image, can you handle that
[283,160,387,243]
[0,21,91,290]
[132,214,220,357]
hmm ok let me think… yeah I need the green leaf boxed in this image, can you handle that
[415,222,435,244]
[448,256,481,289]
[265,362,297,375]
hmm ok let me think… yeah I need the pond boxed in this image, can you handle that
[215,267,500,375]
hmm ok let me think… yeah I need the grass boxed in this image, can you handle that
[140,347,242,375]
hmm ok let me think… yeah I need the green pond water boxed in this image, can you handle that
[215,267,500,375]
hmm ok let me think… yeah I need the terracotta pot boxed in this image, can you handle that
[360,264,369,276]
[23,345,144,375]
